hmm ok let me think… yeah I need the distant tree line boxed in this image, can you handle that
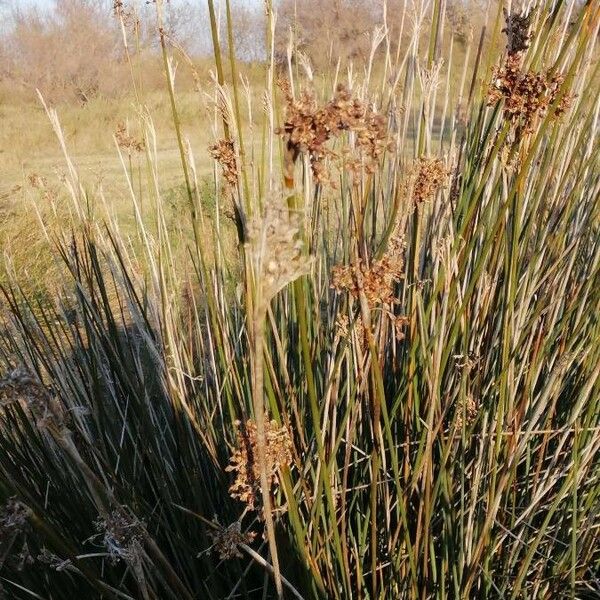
[0,0,490,103]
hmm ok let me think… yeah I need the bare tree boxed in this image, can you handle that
[2,0,122,103]
[276,0,378,70]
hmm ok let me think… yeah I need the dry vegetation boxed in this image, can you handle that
[0,1,599,599]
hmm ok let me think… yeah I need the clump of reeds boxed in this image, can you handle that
[0,1,599,599]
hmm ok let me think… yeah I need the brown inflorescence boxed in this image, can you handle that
[94,509,145,565]
[209,138,238,188]
[276,83,392,184]
[331,253,403,308]
[0,498,30,537]
[502,7,533,55]
[226,417,293,512]
[488,9,573,143]
[0,368,66,435]
[115,122,145,154]
[412,157,450,205]
[454,394,478,429]
[207,519,256,560]
[488,54,572,136]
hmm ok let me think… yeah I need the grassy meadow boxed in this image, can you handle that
[0,1,599,599]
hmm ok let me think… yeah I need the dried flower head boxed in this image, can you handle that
[390,313,410,341]
[207,519,256,560]
[115,122,145,154]
[412,157,450,205]
[0,368,65,435]
[0,498,30,535]
[488,8,573,144]
[245,204,313,305]
[335,313,369,351]
[209,138,238,188]
[488,54,573,139]
[27,173,48,189]
[37,548,72,572]
[94,509,144,565]
[502,7,533,55]
[277,84,392,184]
[0,498,32,573]
[226,417,293,511]
[454,394,478,429]
[332,253,403,308]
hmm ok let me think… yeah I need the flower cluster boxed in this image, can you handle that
[0,498,30,536]
[0,368,66,435]
[209,138,238,188]
[277,84,392,184]
[331,254,403,308]
[488,9,573,142]
[207,519,256,560]
[115,122,145,154]
[488,54,572,136]
[502,7,533,55]
[226,417,293,511]
[412,157,450,205]
[454,394,478,429]
[94,509,145,565]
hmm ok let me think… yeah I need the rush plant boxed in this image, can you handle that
[0,1,599,599]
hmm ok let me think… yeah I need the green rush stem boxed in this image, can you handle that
[292,275,350,598]
[252,305,283,598]
[287,188,350,597]
[156,5,195,221]
[224,0,251,206]
[205,0,230,139]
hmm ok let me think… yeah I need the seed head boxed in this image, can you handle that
[245,204,313,305]
[115,122,144,154]
[209,138,238,188]
[454,394,478,429]
[207,519,256,560]
[0,368,66,435]
[0,498,30,534]
[502,8,533,56]
[332,254,403,308]
[488,55,573,140]
[226,416,293,512]
[277,84,392,184]
[411,157,450,205]
[94,509,144,565]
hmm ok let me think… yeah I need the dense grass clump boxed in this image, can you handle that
[0,1,599,599]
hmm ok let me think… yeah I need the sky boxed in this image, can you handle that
[15,0,260,7]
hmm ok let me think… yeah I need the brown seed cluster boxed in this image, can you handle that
[0,368,66,435]
[27,173,48,189]
[226,417,293,512]
[412,158,450,205]
[335,314,369,351]
[502,7,533,55]
[488,9,573,142]
[390,313,410,341]
[454,394,478,429]
[0,498,30,536]
[488,54,572,136]
[336,311,408,351]
[331,254,403,308]
[209,138,238,188]
[276,84,392,184]
[94,509,144,565]
[208,519,256,560]
[115,122,145,154]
